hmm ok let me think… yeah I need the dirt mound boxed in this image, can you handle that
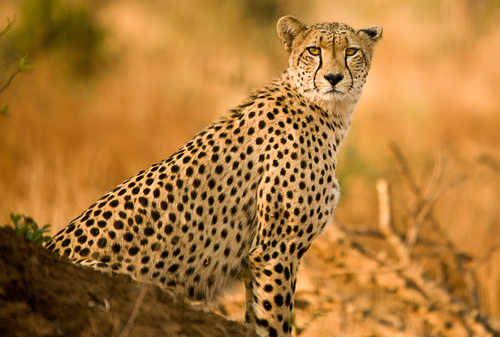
[0,227,256,337]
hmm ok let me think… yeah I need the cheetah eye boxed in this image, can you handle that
[345,48,359,56]
[306,47,321,56]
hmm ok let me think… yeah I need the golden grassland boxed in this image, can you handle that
[1,0,500,321]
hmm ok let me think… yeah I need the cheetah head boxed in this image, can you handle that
[277,16,382,110]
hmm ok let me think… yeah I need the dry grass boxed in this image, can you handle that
[1,0,499,324]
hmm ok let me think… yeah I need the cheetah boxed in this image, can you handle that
[46,16,382,337]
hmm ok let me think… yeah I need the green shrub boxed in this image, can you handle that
[4,0,107,76]
[10,213,51,245]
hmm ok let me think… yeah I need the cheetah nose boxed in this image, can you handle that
[324,73,344,87]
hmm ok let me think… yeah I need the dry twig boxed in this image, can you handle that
[117,286,147,337]
[376,179,410,266]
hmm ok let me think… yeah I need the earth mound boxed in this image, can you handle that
[0,227,256,337]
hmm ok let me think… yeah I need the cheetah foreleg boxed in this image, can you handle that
[246,243,301,337]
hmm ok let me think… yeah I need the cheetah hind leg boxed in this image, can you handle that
[74,258,130,276]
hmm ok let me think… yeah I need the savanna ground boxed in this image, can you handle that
[1,0,500,336]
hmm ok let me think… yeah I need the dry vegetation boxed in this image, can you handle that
[1,0,500,335]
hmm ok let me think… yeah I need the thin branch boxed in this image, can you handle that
[117,286,147,337]
[475,241,500,265]
[0,17,15,38]
[389,142,421,197]
[376,179,410,266]
[0,68,21,95]
[406,174,466,250]
[389,145,483,310]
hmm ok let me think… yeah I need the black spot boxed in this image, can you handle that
[80,248,90,257]
[168,264,179,273]
[97,238,107,248]
[298,247,307,259]
[283,321,290,334]
[196,206,203,216]
[112,243,121,253]
[274,294,283,306]
[139,197,148,207]
[113,220,124,230]
[256,319,269,327]
[144,227,155,236]
[129,246,139,256]
[151,210,161,222]
[208,179,215,189]
[176,179,183,189]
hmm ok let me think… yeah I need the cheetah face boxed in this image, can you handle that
[277,16,382,108]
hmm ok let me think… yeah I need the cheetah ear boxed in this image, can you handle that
[277,16,305,52]
[357,25,383,43]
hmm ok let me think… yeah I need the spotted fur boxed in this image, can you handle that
[45,16,382,337]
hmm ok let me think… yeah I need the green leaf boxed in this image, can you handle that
[17,56,33,72]
[10,213,21,226]
[0,105,8,116]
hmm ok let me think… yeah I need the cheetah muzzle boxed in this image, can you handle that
[46,16,382,337]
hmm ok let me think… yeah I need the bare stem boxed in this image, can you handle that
[376,179,410,266]
[0,68,21,96]
[117,286,147,337]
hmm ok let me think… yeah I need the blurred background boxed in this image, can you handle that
[1,0,500,324]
